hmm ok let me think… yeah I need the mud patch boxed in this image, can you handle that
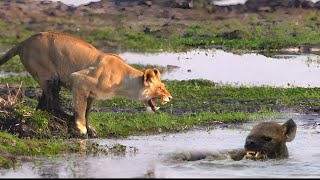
[0,83,76,139]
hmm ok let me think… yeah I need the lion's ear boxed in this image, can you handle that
[144,69,155,86]
[153,68,161,80]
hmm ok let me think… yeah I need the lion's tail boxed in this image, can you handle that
[0,44,20,65]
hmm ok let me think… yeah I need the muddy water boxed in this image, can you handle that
[0,114,319,178]
[120,49,320,87]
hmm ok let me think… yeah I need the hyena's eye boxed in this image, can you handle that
[263,136,272,142]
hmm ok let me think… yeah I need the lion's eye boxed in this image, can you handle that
[158,87,162,90]
[264,136,272,142]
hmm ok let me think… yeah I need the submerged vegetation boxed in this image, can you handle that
[0,132,80,169]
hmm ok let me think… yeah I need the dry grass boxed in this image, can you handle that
[0,82,23,115]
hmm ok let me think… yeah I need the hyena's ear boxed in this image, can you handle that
[144,69,156,86]
[153,68,161,80]
[281,119,297,142]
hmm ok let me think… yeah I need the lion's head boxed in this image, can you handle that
[140,68,172,112]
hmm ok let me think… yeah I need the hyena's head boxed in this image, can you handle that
[244,119,297,160]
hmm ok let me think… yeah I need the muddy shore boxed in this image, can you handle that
[1,0,320,52]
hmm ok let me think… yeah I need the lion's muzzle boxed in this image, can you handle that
[161,95,172,105]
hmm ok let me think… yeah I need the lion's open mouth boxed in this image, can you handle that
[148,98,160,112]
[161,98,169,105]
[147,97,170,112]
[245,151,267,160]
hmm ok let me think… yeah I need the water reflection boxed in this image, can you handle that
[0,114,319,178]
[0,71,28,78]
[120,49,320,87]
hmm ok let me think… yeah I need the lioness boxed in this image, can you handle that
[177,119,297,161]
[0,32,172,123]
[71,57,172,135]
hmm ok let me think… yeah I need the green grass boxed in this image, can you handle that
[0,132,79,156]
[0,131,80,168]
[0,75,38,87]
[89,110,278,138]
[0,56,24,72]
[167,80,320,106]
[1,76,318,138]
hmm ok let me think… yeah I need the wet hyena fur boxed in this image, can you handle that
[175,119,297,161]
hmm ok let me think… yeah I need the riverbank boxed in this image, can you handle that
[1,0,320,53]
[1,75,320,168]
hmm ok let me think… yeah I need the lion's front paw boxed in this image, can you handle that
[76,121,87,135]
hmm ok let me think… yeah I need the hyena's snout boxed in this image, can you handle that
[245,139,255,149]
[244,138,260,150]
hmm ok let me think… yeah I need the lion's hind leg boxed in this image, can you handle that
[49,79,73,121]
[36,78,73,121]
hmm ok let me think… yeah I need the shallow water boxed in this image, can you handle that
[1,49,320,87]
[120,49,320,87]
[0,71,28,78]
[0,114,319,178]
